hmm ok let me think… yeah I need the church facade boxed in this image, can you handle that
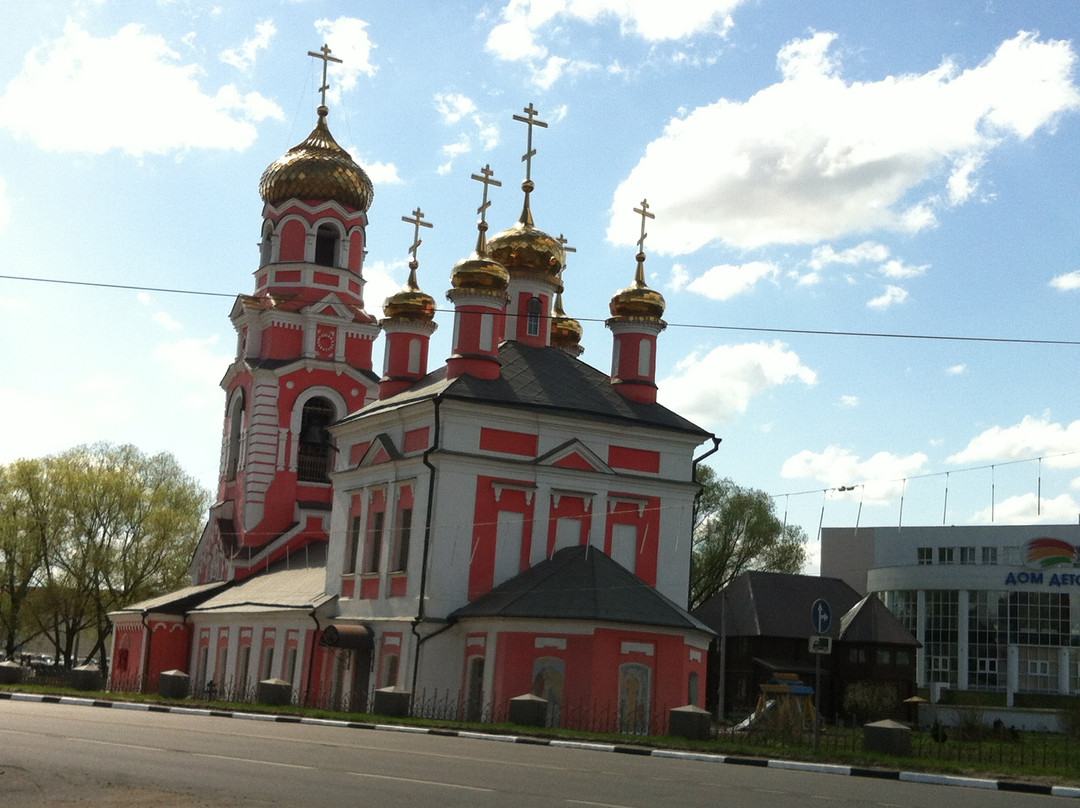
[109,92,716,732]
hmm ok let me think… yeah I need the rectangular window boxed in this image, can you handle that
[393,507,412,572]
[938,547,954,564]
[494,510,525,588]
[260,646,274,680]
[875,649,891,665]
[1029,659,1050,677]
[365,511,384,573]
[917,547,933,565]
[982,546,998,565]
[344,515,361,574]
[284,648,298,684]
[895,650,910,666]
[610,523,638,574]
[960,546,976,565]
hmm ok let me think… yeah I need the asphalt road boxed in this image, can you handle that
[0,699,1071,807]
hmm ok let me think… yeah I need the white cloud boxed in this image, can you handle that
[0,22,282,156]
[658,341,816,427]
[809,241,890,270]
[220,19,276,70]
[840,395,859,407]
[685,261,779,301]
[948,415,1080,468]
[435,93,477,125]
[867,285,908,309]
[0,176,10,234]
[314,17,377,104]
[947,364,966,375]
[781,445,929,505]
[668,264,690,292]
[967,492,1080,525]
[609,31,1080,253]
[431,94,500,171]
[880,259,929,279]
[486,0,736,86]
[347,149,401,185]
[361,258,410,319]
[1050,270,1080,290]
[154,335,230,386]
[153,311,183,331]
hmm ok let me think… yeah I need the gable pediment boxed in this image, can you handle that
[535,439,613,475]
[355,433,403,467]
[302,293,353,319]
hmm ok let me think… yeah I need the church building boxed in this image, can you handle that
[109,59,717,732]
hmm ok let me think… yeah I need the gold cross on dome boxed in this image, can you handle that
[512,103,548,183]
[307,43,343,107]
[470,164,502,226]
[402,207,434,263]
[634,199,655,254]
[557,234,576,278]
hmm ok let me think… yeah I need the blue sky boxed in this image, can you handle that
[2,1,1079,572]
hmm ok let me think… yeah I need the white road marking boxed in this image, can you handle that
[193,753,315,770]
[349,771,494,792]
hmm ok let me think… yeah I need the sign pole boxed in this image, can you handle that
[810,598,832,752]
[814,649,821,751]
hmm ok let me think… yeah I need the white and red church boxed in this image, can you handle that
[109,90,718,732]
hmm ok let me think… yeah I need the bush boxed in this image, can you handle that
[842,681,899,724]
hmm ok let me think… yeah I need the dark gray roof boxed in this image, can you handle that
[340,341,711,438]
[693,571,862,640]
[839,593,920,647]
[111,581,230,616]
[450,545,714,635]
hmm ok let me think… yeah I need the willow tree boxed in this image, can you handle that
[1,444,209,668]
[690,466,807,610]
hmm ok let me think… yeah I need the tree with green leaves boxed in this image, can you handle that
[0,444,209,668]
[0,458,61,660]
[690,465,808,610]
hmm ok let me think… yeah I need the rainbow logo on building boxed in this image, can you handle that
[1023,538,1078,569]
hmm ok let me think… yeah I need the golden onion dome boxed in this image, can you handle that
[485,219,565,289]
[450,252,510,293]
[550,292,583,351]
[383,264,436,322]
[609,253,666,320]
[259,105,373,212]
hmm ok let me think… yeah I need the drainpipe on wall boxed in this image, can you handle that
[410,396,442,700]
[305,608,322,706]
[140,610,152,694]
[688,436,722,608]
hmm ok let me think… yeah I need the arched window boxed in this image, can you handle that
[526,296,543,337]
[225,390,245,481]
[314,223,340,267]
[297,397,335,482]
[259,222,274,267]
[618,662,652,735]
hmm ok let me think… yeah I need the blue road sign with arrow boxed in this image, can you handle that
[811,598,832,635]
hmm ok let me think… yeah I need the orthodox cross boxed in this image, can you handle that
[634,199,655,255]
[512,103,548,183]
[402,208,433,266]
[307,43,343,107]
[557,233,576,276]
[470,164,501,226]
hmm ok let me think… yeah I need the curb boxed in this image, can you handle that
[4,691,1079,799]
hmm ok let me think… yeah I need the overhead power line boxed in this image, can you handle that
[3,272,1079,346]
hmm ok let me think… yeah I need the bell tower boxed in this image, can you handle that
[194,46,380,583]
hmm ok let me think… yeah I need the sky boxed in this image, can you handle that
[2,1,1080,574]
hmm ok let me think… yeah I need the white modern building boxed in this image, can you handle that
[821,525,1080,701]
